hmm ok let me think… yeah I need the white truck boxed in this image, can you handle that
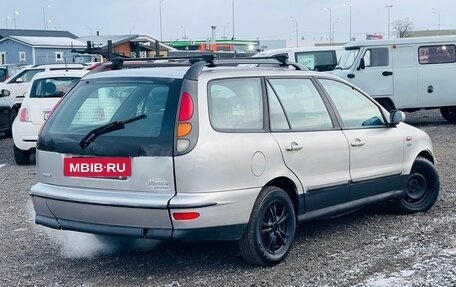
[332,36,456,122]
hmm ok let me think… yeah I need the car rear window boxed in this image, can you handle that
[30,77,81,98]
[38,77,182,157]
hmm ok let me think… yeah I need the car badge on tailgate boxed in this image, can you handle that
[63,157,132,177]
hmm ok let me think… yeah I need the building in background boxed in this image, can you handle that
[0,29,84,65]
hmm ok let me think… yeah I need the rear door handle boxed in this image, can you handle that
[286,142,303,151]
[382,71,393,76]
[351,139,365,147]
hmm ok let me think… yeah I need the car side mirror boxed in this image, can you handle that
[0,89,10,97]
[357,58,365,70]
[15,77,24,83]
[390,110,406,126]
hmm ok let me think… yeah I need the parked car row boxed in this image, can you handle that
[26,55,439,266]
[0,63,88,137]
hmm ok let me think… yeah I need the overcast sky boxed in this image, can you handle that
[1,0,454,42]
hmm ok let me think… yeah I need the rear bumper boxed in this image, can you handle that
[35,214,246,241]
[12,120,40,151]
[30,183,259,241]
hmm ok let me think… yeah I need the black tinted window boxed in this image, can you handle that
[39,78,182,157]
[419,45,456,64]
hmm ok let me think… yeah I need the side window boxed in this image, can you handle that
[19,51,26,63]
[12,69,45,83]
[296,51,337,71]
[319,79,385,128]
[362,48,389,67]
[267,84,290,130]
[208,78,263,131]
[418,45,456,64]
[55,52,64,62]
[268,78,333,130]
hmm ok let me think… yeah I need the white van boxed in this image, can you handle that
[253,46,343,71]
[332,36,456,121]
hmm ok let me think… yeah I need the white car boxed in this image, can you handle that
[0,63,87,135]
[12,69,89,164]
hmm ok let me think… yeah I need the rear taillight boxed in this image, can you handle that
[176,92,194,152]
[172,212,200,221]
[18,108,30,122]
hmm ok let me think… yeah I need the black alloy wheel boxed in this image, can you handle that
[239,186,296,266]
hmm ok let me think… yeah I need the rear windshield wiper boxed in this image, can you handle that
[79,114,147,149]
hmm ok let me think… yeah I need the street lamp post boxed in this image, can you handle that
[85,24,93,36]
[159,0,166,41]
[324,8,332,43]
[385,5,393,39]
[5,16,11,29]
[42,5,51,30]
[232,0,236,55]
[344,3,352,42]
[332,18,339,43]
[432,8,441,30]
[290,17,298,48]
[13,11,19,29]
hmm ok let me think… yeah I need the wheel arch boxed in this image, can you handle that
[265,176,301,215]
[417,150,435,165]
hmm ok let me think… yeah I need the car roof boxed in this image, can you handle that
[32,69,89,80]
[84,66,190,80]
[83,64,329,81]
[24,63,87,70]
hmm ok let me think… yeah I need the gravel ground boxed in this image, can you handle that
[0,110,455,287]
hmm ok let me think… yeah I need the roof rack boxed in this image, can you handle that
[109,54,307,80]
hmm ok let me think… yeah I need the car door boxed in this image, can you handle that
[318,78,404,201]
[351,47,393,98]
[267,77,350,212]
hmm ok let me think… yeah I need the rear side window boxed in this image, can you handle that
[267,78,333,131]
[39,78,182,157]
[208,78,263,131]
[418,45,456,64]
[319,79,385,128]
[295,51,337,71]
[30,77,80,98]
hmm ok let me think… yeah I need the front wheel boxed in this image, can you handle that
[239,186,296,266]
[395,157,439,213]
[440,106,456,122]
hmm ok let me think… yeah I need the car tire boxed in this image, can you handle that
[14,144,30,165]
[4,108,17,138]
[440,106,456,122]
[239,186,296,266]
[395,157,439,213]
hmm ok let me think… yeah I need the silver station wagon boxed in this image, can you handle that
[30,55,439,266]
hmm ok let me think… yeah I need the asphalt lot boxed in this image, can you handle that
[0,110,455,287]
